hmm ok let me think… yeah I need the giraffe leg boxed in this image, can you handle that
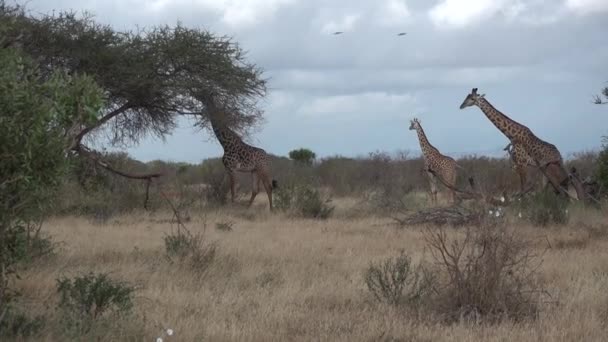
[228,171,237,203]
[449,172,458,205]
[260,173,273,211]
[247,172,259,207]
[515,165,527,194]
[426,171,438,206]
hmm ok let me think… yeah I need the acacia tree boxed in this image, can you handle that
[0,2,267,182]
[289,148,317,166]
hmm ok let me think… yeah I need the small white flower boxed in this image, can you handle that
[565,209,569,214]
[157,338,163,342]
[500,196,505,203]
[518,212,522,218]
[489,210,494,215]
[495,211,500,217]
[166,329,174,336]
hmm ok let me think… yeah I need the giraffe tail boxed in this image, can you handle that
[271,179,279,189]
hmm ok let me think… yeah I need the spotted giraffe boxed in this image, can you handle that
[206,98,277,210]
[459,88,585,200]
[503,142,548,192]
[409,118,459,204]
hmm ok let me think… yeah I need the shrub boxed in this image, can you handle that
[596,136,608,196]
[215,221,234,232]
[298,187,335,219]
[57,273,134,319]
[0,306,45,338]
[4,221,55,265]
[164,228,216,273]
[364,251,434,306]
[274,183,334,219]
[288,148,316,166]
[518,190,569,226]
[423,225,544,322]
[199,159,230,207]
[0,43,103,315]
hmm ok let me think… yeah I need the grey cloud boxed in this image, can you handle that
[20,0,608,162]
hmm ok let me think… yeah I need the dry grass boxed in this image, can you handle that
[12,197,608,341]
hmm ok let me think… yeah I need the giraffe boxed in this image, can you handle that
[205,96,277,210]
[409,118,459,204]
[503,142,547,192]
[459,88,585,200]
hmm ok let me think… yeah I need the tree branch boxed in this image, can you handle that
[74,144,162,180]
[73,102,132,145]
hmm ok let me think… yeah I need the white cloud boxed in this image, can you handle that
[147,0,295,27]
[375,0,411,27]
[320,13,361,34]
[427,0,575,28]
[565,0,608,14]
[429,0,511,28]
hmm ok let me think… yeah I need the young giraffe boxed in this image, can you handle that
[206,97,277,211]
[503,142,547,192]
[459,88,585,200]
[409,118,458,205]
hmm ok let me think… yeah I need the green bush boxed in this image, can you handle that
[3,222,55,265]
[364,251,434,306]
[596,137,608,196]
[57,273,134,320]
[517,190,569,226]
[0,306,45,338]
[274,183,334,219]
[0,44,103,315]
[288,148,316,166]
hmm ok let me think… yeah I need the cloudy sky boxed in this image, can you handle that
[25,0,608,163]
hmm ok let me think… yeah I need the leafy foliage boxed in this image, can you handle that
[517,190,569,226]
[1,2,267,146]
[56,272,134,334]
[289,148,317,166]
[596,137,608,195]
[274,183,334,219]
[0,44,103,317]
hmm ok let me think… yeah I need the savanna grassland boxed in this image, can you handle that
[13,194,608,342]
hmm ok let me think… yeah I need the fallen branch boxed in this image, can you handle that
[75,144,163,180]
[400,206,481,227]
[73,144,163,209]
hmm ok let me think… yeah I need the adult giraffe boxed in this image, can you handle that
[409,118,459,205]
[459,88,585,200]
[204,94,277,210]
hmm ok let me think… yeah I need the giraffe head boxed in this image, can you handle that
[409,118,420,131]
[459,88,485,109]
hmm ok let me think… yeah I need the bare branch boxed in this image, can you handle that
[74,144,162,180]
[73,103,132,145]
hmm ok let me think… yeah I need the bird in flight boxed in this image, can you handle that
[333,31,344,35]
[397,32,407,36]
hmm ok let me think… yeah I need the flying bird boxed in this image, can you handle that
[397,32,407,36]
[333,31,344,35]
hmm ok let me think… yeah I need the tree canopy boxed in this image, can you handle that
[0,1,267,177]
[289,148,317,166]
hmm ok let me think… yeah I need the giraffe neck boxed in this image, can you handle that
[209,111,242,152]
[476,97,528,141]
[415,124,439,158]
